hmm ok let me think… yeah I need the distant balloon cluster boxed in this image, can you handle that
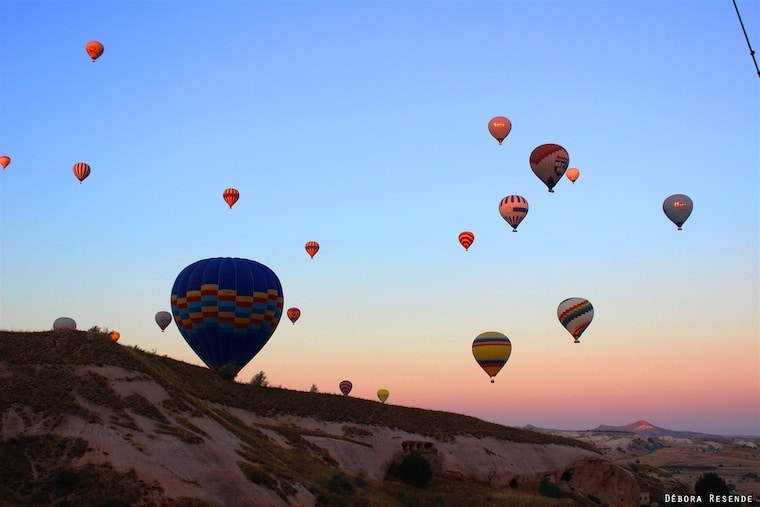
[463,116,693,383]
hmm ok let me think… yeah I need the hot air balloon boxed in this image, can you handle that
[170,257,284,377]
[305,241,319,259]
[85,41,104,62]
[488,116,512,145]
[566,167,580,183]
[155,311,172,332]
[472,331,512,383]
[109,331,120,342]
[223,188,240,208]
[530,144,569,192]
[458,231,474,251]
[53,317,76,331]
[287,307,301,324]
[557,297,594,344]
[339,380,353,396]
[663,194,693,230]
[73,162,91,183]
[498,195,528,232]
[0,155,10,169]
[377,389,389,404]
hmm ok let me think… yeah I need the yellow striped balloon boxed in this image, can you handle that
[472,331,512,383]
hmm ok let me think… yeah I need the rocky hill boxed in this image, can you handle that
[1,330,644,506]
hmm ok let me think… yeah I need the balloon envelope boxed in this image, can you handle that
[85,41,104,61]
[498,195,528,231]
[377,389,389,403]
[339,380,353,396]
[170,257,284,376]
[109,331,120,342]
[458,231,474,251]
[472,331,512,383]
[53,317,76,331]
[566,167,580,183]
[223,188,240,208]
[305,241,320,259]
[488,116,512,145]
[557,297,594,343]
[287,307,301,324]
[73,162,91,183]
[0,156,10,169]
[155,311,172,332]
[663,194,693,230]
[529,144,569,192]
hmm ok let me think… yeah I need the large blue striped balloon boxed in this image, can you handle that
[171,257,284,376]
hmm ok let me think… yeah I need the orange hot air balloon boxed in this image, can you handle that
[488,116,512,145]
[0,156,10,169]
[458,231,474,251]
[85,41,104,62]
[305,241,319,259]
[73,162,91,183]
[566,168,580,183]
[287,307,301,324]
[223,188,240,208]
[109,331,120,342]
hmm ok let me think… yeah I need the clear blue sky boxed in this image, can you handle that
[1,0,758,436]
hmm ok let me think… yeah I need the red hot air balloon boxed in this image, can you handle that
[488,116,512,145]
[0,156,10,169]
[85,41,104,62]
[529,144,569,192]
[458,231,474,251]
[287,307,301,324]
[223,188,240,208]
[73,162,91,183]
[305,241,319,259]
[566,167,580,183]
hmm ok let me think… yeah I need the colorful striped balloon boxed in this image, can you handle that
[305,241,320,259]
[557,297,594,343]
[339,380,353,396]
[498,195,528,232]
[73,162,91,183]
[472,331,512,383]
[223,188,240,208]
[458,231,474,251]
[171,257,284,377]
[529,143,569,192]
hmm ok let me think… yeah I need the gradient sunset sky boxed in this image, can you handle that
[1,0,758,436]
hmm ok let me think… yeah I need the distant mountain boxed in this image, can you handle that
[524,420,753,439]
[594,419,662,434]
[592,420,734,439]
